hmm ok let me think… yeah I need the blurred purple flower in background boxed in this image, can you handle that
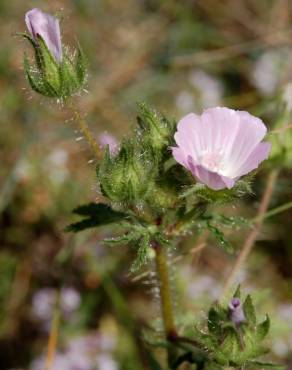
[99,132,119,155]
[189,69,224,108]
[25,8,62,62]
[61,287,81,314]
[31,288,56,321]
[30,333,119,370]
[172,107,271,190]
[31,287,81,323]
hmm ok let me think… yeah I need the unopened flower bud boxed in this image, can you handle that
[229,297,246,326]
[137,103,176,152]
[22,8,87,99]
[98,140,157,203]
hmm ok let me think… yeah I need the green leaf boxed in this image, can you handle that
[243,295,257,326]
[206,221,233,253]
[21,32,43,71]
[66,203,128,232]
[213,214,251,229]
[130,233,151,272]
[256,315,270,340]
[103,231,141,246]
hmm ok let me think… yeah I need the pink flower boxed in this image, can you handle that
[172,107,271,190]
[25,8,62,63]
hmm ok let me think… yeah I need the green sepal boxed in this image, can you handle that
[243,295,257,326]
[98,140,158,204]
[36,35,60,90]
[137,102,176,152]
[233,285,241,299]
[24,53,46,95]
[75,44,87,85]
[208,306,224,336]
[256,315,270,340]
[180,176,254,204]
[22,33,87,99]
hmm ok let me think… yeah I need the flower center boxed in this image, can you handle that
[199,150,225,173]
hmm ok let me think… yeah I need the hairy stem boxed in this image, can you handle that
[69,102,101,159]
[154,242,177,366]
[220,169,279,300]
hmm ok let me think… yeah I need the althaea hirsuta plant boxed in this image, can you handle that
[20,8,284,370]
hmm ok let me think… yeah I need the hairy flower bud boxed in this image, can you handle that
[22,8,87,99]
[98,140,157,204]
[137,103,176,152]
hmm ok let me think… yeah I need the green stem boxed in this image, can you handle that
[68,102,101,159]
[154,242,177,366]
[253,199,292,222]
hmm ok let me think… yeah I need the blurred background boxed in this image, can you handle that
[1,0,292,369]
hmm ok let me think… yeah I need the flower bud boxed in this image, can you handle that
[137,103,176,152]
[228,297,246,326]
[98,140,157,204]
[23,8,87,99]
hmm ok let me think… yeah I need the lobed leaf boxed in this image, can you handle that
[66,203,128,232]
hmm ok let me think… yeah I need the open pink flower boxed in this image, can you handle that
[172,107,271,190]
[25,8,62,63]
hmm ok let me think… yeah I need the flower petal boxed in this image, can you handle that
[198,107,268,177]
[234,142,271,177]
[174,113,204,163]
[199,107,240,154]
[25,8,62,62]
[223,110,268,176]
[192,165,230,190]
[171,147,188,168]
[187,156,234,190]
